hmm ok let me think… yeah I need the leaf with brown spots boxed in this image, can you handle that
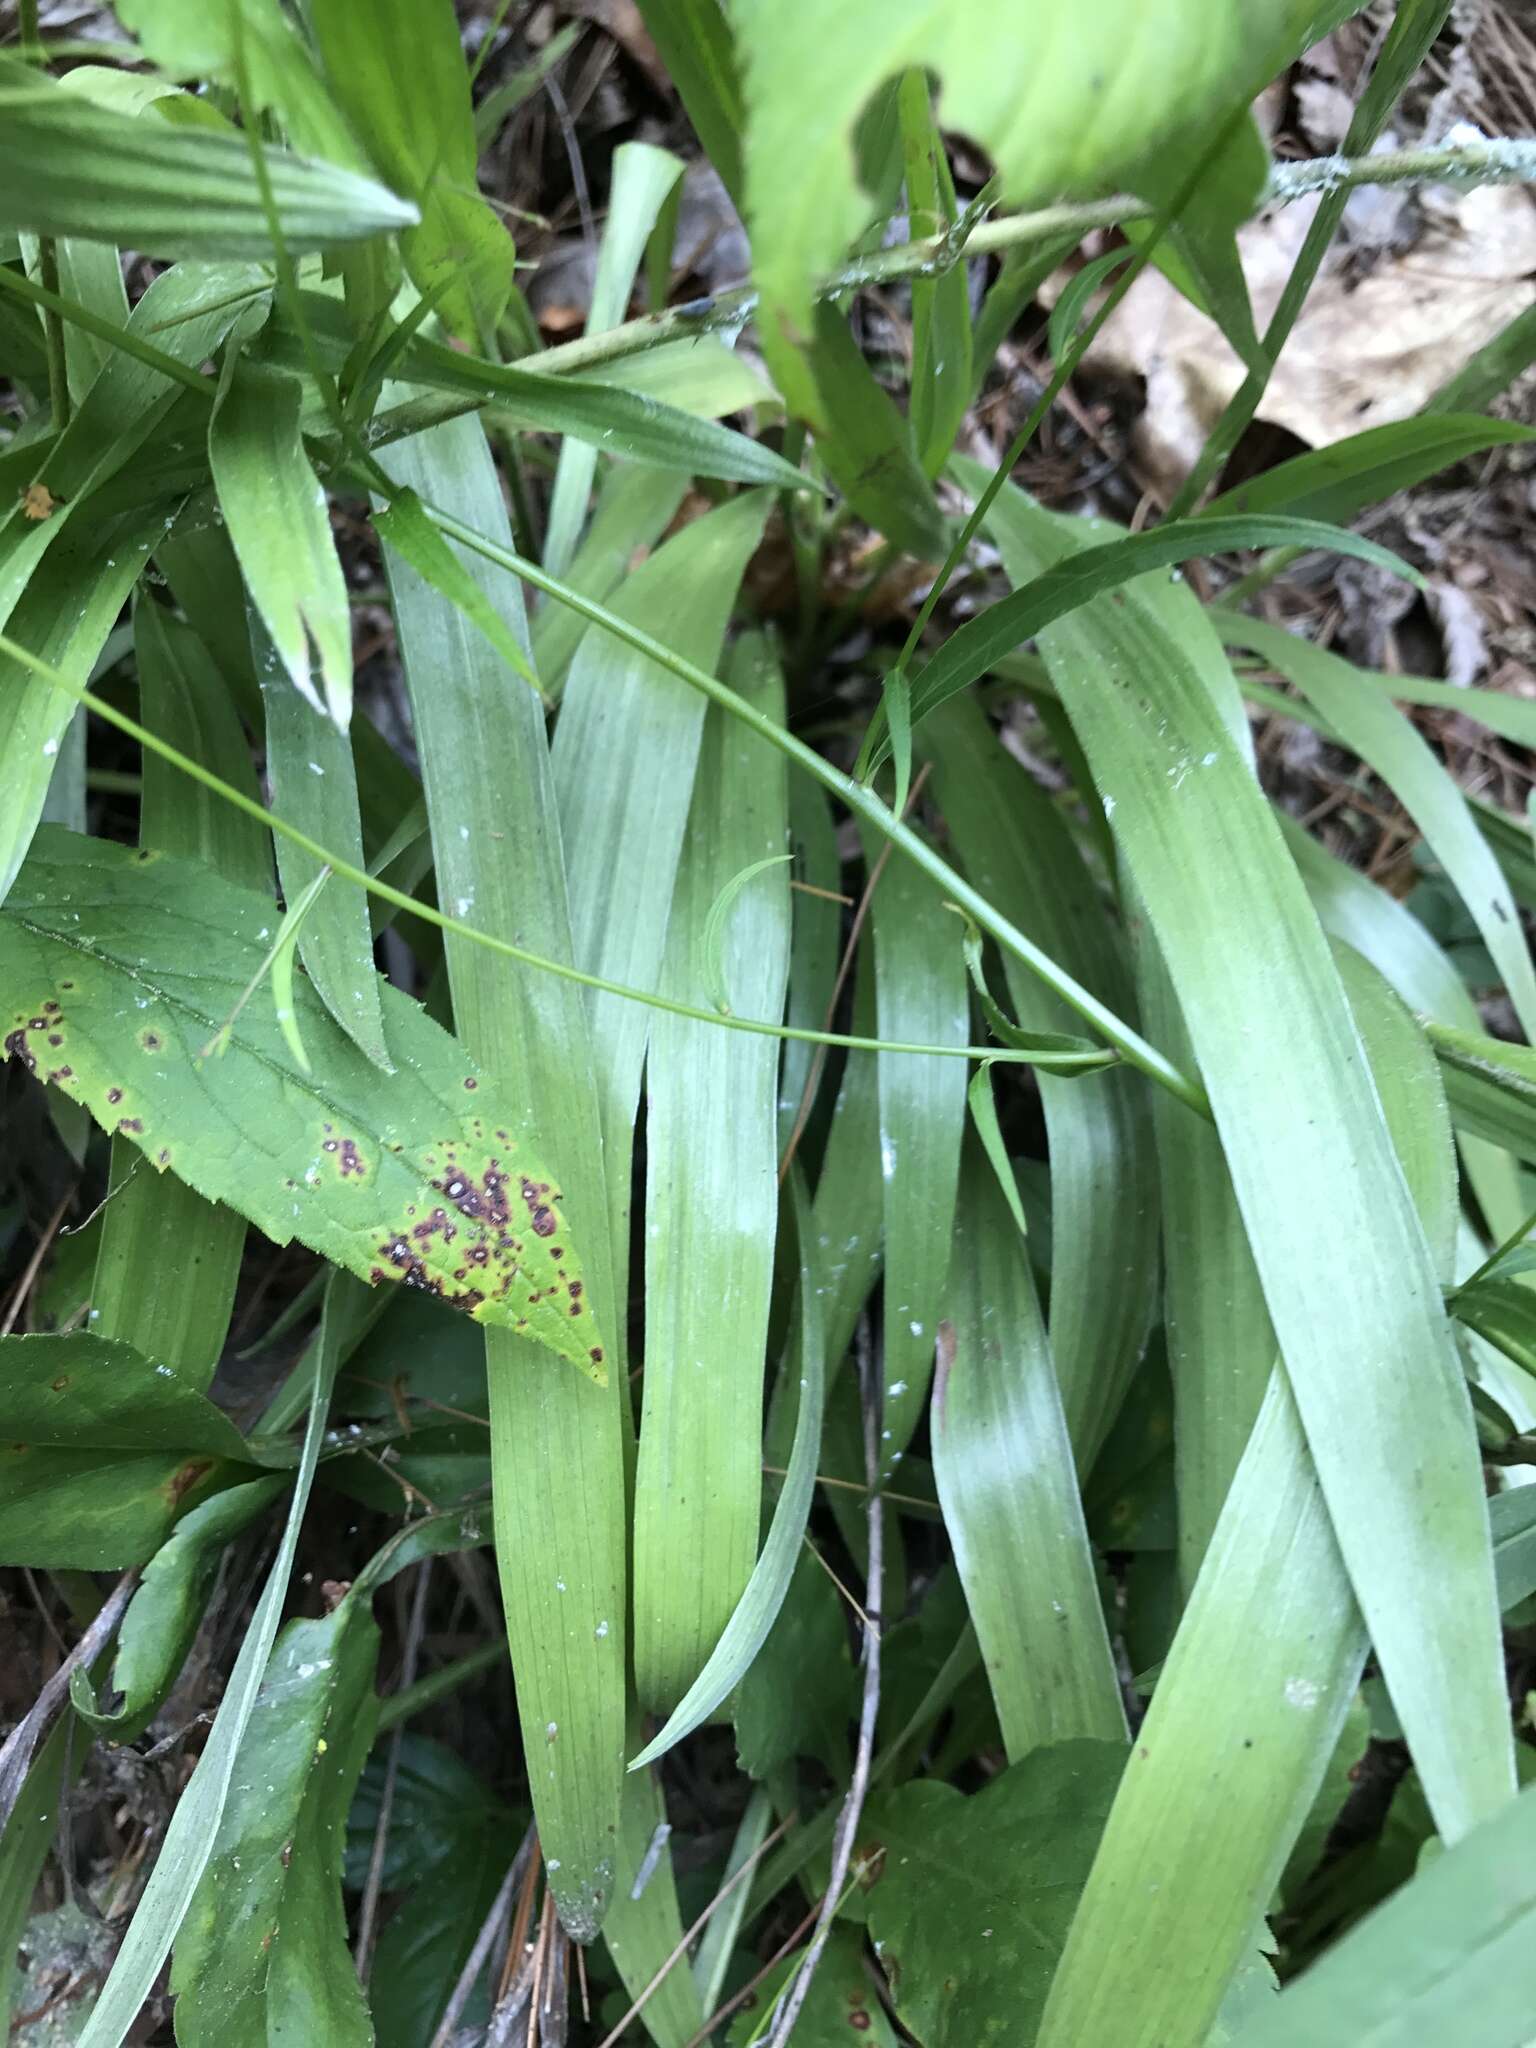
[0,831,607,1380]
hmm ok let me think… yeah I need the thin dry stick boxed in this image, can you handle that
[801,1534,874,1635]
[0,1571,138,1829]
[592,1812,797,2048]
[679,1897,824,2048]
[429,1822,536,2048]
[778,762,933,1185]
[764,1334,885,2047]
[355,1556,435,1979]
[0,1187,74,1338]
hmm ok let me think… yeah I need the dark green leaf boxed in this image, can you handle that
[864,1739,1126,2048]
[802,302,946,558]
[76,1274,355,2048]
[0,1331,250,1569]
[171,1591,380,2046]
[1203,414,1536,525]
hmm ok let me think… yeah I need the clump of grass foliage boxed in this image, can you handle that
[6,1,1536,2042]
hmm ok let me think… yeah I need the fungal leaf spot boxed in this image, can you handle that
[0,832,606,1381]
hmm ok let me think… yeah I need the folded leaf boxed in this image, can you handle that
[71,1476,287,1739]
[0,831,605,1377]
[211,362,354,729]
[171,1591,380,2047]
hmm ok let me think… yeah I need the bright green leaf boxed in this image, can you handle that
[0,831,606,1377]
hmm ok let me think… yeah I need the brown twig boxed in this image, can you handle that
[0,1187,74,1337]
[678,1897,823,2048]
[0,1571,138,1829]
[429,1822,536,2048]
[592,1812,797,2048]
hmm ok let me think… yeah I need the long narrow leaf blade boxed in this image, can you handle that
[378,418,628,1940]
[636,634,791,1708]
[978,470,1513,1840]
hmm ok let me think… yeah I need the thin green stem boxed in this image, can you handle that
[7,135,1530,410]
[1163,1,1450,519]
[0,263,214,396]
[881,108,1251,723]
[377,1643,505,1731]
[0,629,1118,1077]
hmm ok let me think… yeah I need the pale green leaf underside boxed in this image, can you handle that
[0,832,605,1378]
[739,0,1352,352]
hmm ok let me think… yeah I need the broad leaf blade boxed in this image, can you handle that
[172,1593,380,2046]
[378,417,628,1940]
[1040,946,1459,2048]
[1,832,603,1374]
[1234,1777,1536,2048]
[0,1331,250,1569]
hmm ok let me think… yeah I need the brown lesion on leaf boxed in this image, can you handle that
[118,1117,143,1134]
[164,1458,212,1507]
[140,1029,162,1052]
[106,1087,123,1105]
[4,1028,37,1075]
[358,1141,588,1331]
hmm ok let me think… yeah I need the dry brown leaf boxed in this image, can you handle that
[1080,183,1536,489]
